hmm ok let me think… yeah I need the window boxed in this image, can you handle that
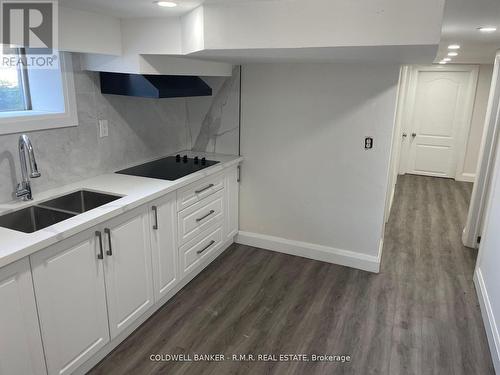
[0,50,77,135]
[0,49,30,112]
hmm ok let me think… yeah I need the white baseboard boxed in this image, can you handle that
[236,231,381,273]
[474,268,500,373]
[457,172,476,182]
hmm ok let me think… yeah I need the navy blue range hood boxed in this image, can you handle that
[99,72,212,98]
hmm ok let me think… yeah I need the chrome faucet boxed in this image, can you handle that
[16,134,41,201]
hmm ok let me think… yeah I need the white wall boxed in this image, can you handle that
[59,7,121,55]
[475,118,500,373]
[237,63,400,272]
[473,53,500,373]
[121,17,181,55]
[463,65,494,178]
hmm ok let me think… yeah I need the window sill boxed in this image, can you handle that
[0,110,60,119]
[0,109,78,135]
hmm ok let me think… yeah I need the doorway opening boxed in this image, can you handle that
[385,63,496,247]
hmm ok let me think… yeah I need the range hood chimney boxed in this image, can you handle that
[99,72,212,98]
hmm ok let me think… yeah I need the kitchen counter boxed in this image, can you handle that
[0,151,242,269]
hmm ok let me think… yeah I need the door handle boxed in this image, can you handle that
[412,133,417,138]
[104,228,112,256]
[152,205,159,230]
[96,231,104,259]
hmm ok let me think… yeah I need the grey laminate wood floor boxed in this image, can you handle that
[89,175,494,375]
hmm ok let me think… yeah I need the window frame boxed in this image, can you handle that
[18,48,33,111]
[0,48,31,112]
[0,52,78,135]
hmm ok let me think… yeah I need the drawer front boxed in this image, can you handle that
[179,225,223,276]
[177,173,224,211]
[178,190,224,245]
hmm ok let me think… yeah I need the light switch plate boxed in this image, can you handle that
[99,120,109,137]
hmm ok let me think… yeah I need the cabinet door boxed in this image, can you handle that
[31,230,109,375]
[225,166,239,240]
[103,207,154,339]
[150,192,178,301]
[0,258,46,375]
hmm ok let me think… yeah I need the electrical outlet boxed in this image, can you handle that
[364,136,373,150]
[99,120,109,138]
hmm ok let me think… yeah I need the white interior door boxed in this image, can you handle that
[401,66,478,178]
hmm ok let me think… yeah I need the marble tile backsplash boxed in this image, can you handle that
[0,54,239,204]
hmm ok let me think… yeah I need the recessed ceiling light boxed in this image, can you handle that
[448,52,458,56]
[439,61,447,65]
[448,44,461,50]
[478,26,497,33]
[155,1,177,7]
[442,57,451,62]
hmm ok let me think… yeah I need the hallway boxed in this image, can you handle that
[382,174,493,374]
[89,175,494,375]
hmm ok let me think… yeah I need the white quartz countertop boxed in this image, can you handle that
[0,151,242,269]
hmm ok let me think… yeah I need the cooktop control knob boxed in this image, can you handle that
[194,156,199,164]
[201,157,206,165]
[183,155,188,163]
[176,154,181,162]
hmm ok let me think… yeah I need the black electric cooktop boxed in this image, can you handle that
[116,155,219,181]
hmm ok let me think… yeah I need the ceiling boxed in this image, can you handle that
[436,0,500,64]
[59,0,284,18]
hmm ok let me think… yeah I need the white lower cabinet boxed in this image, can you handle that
[14,164,240,375]
[102,207,154,339]
[0,258,46,375]
[30,229,110,375]
[150,192,178,301]
[31,206,154,374]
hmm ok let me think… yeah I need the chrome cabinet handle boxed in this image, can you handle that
[104,228,112,256]
[152,205,159,230]
[195,184,214,194]
[197,240,215,255]
[96,231,104,259]
[196,210,215,222]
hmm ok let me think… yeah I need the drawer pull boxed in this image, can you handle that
[196,210,215,222]
[95,231,104,259]
[104,228,113,256]
[197,240,216,255]
[195,184,214,194]
[152,205,159,230]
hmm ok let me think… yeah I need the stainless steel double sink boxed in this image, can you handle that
[0,190,122,233]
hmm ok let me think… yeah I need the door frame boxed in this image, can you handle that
[397,64,479,180]
[463,53,500,248]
